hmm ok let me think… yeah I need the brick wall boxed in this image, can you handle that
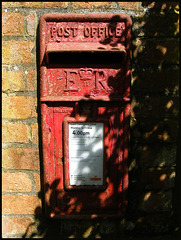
[2,2,180,239]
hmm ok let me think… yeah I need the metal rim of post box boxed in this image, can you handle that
[39,13,132,219]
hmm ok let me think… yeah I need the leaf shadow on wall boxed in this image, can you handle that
[22,3,180,238]
[128,1,179,236]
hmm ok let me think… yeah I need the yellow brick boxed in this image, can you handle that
[2,148,40,170]
[26,13,36,37]
[26,69,37,90]
[118,2,139,9]
[2,195,42,214]
[2,216,34,236]
[2,2,68,8]
[42,2,68,8]
[31,123,38,144]
[2,41,35,64]
[72,2,110,8]
[2,172,32,192]
[2,122,28,143]
[2,94,37,119]
[2,12,23,35]
[2,68,24,91]
[34,173,41,192]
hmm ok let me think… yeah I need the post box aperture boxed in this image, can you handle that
[40,14,132,218]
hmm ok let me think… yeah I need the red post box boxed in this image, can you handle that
[39,13,132,218]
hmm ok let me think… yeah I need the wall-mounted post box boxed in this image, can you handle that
[39,13,132,218]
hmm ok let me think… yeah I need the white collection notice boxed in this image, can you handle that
[69,122,104,186]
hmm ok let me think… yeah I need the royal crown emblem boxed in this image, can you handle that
[79,68,93,81]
